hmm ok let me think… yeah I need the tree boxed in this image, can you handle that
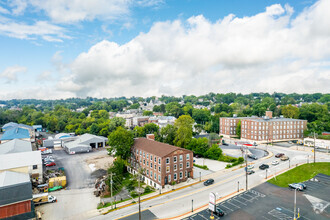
[186,138,209,156]
[143,110,153,116]
[192,108,210,124]
[281,105,299,119]
[158,124,177,145]
[174,115,194,148]
[236,120,241,138]
[166,102,183,118]
[109,117,125,132]
[204,144,223,160]
[133,126,145,137]
[108,127,134,160]
[143,123,159,134]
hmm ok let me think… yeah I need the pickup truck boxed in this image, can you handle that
[32,193,57,205]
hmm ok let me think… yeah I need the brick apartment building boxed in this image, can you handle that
[128,137,193,189]
[220,111,307,143]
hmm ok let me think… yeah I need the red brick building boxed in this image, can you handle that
[220,111,307,143]
[128,138,193,189]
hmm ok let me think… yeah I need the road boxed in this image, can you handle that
[92,144,330,220]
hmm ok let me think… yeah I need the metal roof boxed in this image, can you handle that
[2,122,33,130]
[0,171,30,188]
[64,133,107,149]
[0,151,42,170]
[0,127,30,141]
[0,139,32,154]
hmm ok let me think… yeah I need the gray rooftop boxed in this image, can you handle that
[64,133,107,149]
[0,139,32,155]
[0,151,42,170]
[0,171,30,188]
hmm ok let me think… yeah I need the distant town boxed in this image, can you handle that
[0,92,329,220]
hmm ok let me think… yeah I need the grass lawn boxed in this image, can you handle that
[268,162,330,187]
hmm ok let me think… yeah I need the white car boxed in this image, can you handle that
[272,160,279,165]
[247,164,254,169]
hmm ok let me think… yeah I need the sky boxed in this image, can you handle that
[0,0,329,100]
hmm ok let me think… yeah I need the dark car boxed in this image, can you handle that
[214,207,224,217]
[247,170,255,175]
[248,154,258,160]
[297,182,307,189]
[259,164,269,170]
[204,179,214,186]
[222,142,229,146]
[275,153,284,158]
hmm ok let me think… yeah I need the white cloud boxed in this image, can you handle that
[0,6,10,14]
[9,0,27,15]
[55,0,330,98]
[0,20,69,41]
[0,65,27,82]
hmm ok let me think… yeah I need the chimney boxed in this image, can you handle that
[265,111,273,119]
[146,134,155,141]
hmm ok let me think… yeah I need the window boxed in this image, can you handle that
[150,155,153,161]
[154,164,156,169]
[173,156,177,163]
[151,171,153,177]
[154,157,156,162]
[168,175,171,182]
[174,173,177,180]
[147,170,149,175]
[147,161,149,166]
[174,164,177,171]
[180,172,183,179]
[180,163,183,169]
[151,162,153,168]
[143,152,145,158]
[158,158,161,164]
[186,162,190,168]
[158,166,161,172]
[179,155,183,161]
[154,173,156,180]
[166,158,170,164]
[143,160,145,165]
[185,170,187,177]
[140,150,142,155]
[158,175,161,182]
[33,165,38,170]
[166,166,170,173]
[147,154,149,159]
[186,154,190,160]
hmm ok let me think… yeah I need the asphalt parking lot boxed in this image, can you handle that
[184,174,330,220]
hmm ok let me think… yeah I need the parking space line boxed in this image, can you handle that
[277,206,312,220]
[218,204,233,212]
[227,200,241,208]
[233,198,248,206]
[198,213,209,220]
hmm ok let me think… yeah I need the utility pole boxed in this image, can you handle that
[266,169,268,179]
[245,147,248,190]
[109,173,113,209]
[313,132,316,163]
[237,181,239,192]
[294,190,297,219]
[138,173,141,220]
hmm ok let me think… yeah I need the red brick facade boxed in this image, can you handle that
[0,200,31,219]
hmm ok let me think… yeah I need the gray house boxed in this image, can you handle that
[64,134,108,154]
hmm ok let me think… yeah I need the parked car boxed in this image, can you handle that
[222,142,229,146]
[259,164,269,170]
[289,183,303,191]
[248,154,258,160]
[43,159,55,164]
[45,162,56,167]
[245,164,254,171]
[297,182,307,189]
[281,155,289,161]
[247,170,255,175]
[214,207,225,217]
[204,179,214,186]
[275,153,284,158]
[272,160,279,165]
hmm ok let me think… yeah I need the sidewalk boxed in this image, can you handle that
[98,148,273,215]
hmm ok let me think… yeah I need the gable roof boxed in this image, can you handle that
[64,133,107,149]
[0,151,42,170]
[0,171,30,188]
[0,139,32,154]
[2,122,33,131]
[133,138,191,157]
[0,127,30,141]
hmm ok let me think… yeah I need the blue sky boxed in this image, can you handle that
[0,0,329,100]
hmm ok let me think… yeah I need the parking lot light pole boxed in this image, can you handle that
[199,172,201,182]
[192,199,193,212]
[293,188,297,220]
[245,148,248,190]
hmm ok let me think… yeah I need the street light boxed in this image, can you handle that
[237,181,240,192]
[191,199,193,212]
[293,188,297,220]
[266,169,268,179]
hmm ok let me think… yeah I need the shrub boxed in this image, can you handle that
[130,191,138,198]
[144,186,152,194]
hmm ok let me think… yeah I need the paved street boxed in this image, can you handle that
[92,144,330,220]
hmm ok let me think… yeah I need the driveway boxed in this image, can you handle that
[36,149,108,219]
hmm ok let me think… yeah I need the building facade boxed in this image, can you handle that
[220,111,307,143]
[128,138,193,189]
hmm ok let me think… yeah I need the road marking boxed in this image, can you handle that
[233,198,247,206]
[227,200,241,208]
[277,206,312,220]
[218,204,233,212]
[198,213,209,219]
[268,209,291,220]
